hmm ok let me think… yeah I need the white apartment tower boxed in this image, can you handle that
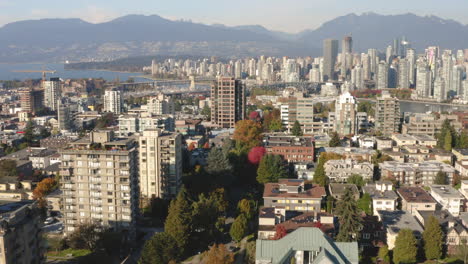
[43,77,61,111]
[104,90,123,114]
[139,129,182,200]
[147,93,174,115]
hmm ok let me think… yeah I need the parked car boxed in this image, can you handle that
[44,217,55,225]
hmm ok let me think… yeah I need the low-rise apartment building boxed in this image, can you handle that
[378,210,424,249]
[379,161,455,185]
[263,134,314,163]
[397,187,437,215]
[324,159,373,182]
[430,185,464,217]
[263,179,326,213]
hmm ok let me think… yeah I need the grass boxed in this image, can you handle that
[46,248,92,258]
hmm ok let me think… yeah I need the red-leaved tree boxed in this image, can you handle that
[273,225,287,240]
[248,146,266,165]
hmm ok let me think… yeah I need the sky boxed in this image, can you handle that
[1,0,467,33]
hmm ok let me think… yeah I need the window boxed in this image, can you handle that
[108,199,113,203]
[363,233,370,239]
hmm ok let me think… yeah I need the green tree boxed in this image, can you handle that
[206,147,233,187]
[291,120,303,136]
[192,192,226,243]
[164,188,193,255]
[40,127,51,139]
[423,215,444,260]
[326,195,335,213]
[357,193,372,215]
[335,187,363,242]
[358,101,375,118]
[329,132,341,147]
[256,154,287,184]
[0,160,18,178]
[444,131,453,151]
[269,119,283,132]
[393,229,418,264]
[347,174,365,187]
[67,222,102,250]
[230,214,248,242]
[378,245,391,264]
[244,241,256,264]
[201,105,211,120]
[434,170,448,185]
[24,120,35,143]
[457,131,468,149]
[139,232,179,264]
[238,199,255,220]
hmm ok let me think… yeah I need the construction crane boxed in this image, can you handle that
[12,66,56,81]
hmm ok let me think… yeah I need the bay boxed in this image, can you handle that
[0,63,142,82]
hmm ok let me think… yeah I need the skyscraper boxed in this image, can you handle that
[323,39,339,81]
[416,62,432,98]
[103,90,123,114]
[351,65,364,90]
[139,129,182,200]
[376,61,389,90]
[398,59,410,89]
[375,91,401,136]
[340,36,353,78]
[433,77,446,102]
[43,77,61,111]
[406,48,416,86]
[19,88,44,114]
[211,77,245,128]
[59,131,139,239]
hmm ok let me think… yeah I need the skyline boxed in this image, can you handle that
[0,0,468,33]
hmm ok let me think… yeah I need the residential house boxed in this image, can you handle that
[328,183,360,200]
[363,181,398,215]
[378,210,423,249]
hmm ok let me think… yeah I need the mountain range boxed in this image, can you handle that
[1,12,468,63]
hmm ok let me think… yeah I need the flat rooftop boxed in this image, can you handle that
[430,185,464,198]
[397,187,437,203]
[378,210,423,235]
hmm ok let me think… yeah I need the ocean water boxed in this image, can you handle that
[0,63,142,82]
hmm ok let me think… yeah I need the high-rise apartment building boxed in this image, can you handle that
[416,62,432,98]
[433,77,446,102]
[0,201,45,264]
[334,92,358,135]
[351,65,364,90]
[19,89,44,114]
[341,36,353,78]
[375,91,401,136]
[376,61,389,89]
[211,77,245,128]
[43,77,61,111]
[147,93,174,115]
[103,90,123,114]
[59,131,139,239]
[139,129,182,200]
[398,59,410,89]
[323,39,339,81]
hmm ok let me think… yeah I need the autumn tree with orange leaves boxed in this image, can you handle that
[233,120,263,153]
[33,178,57,207]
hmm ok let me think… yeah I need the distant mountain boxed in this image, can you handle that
[299,12,468,52]
[0,13,467,63]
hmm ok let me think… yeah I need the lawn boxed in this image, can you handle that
[46,248,92,258]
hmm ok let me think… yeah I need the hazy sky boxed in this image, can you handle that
[1,0,467,32]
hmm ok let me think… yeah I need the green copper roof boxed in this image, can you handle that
[255,227,358,264]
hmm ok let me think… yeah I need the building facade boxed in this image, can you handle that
[375,91,400,136]
[139,129,182,200]
[103,90,123,114]
[211,77,245,128]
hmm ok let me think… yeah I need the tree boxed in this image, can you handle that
[67,222,102,250]
[201,105,211,120]
[40,127,51,139]
[206,147,233,187]
[247,146,266,165]
[378,245,391,264]
[233,120,263,153]
[329,132,341,147]
[326,195,335,213]
[238,199,255,220]
[423,215,444,260]
[263,109,281,131]
[347,174,365,187]
[230,214,248,242]
[33,178,58,207]
[393,229,418,264]
[244,241,256,264]
[249,111,260,121]
[192,192,226,243]
[357,193,372,215]
[0,159,18,178]
[291,120,303,136]
[164,188,193,255]
[273,225,287,240]
[205,244,234,264]
[23,120,35,143]
[358,101,375,118]
[444,131,453,151]
[456,239,468,264]
[335,187,363,242]
[139,232,179,264]
[457,131,468,149]
[269,119,283,132]
[256,154,287,184]
[434,170,448,185]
